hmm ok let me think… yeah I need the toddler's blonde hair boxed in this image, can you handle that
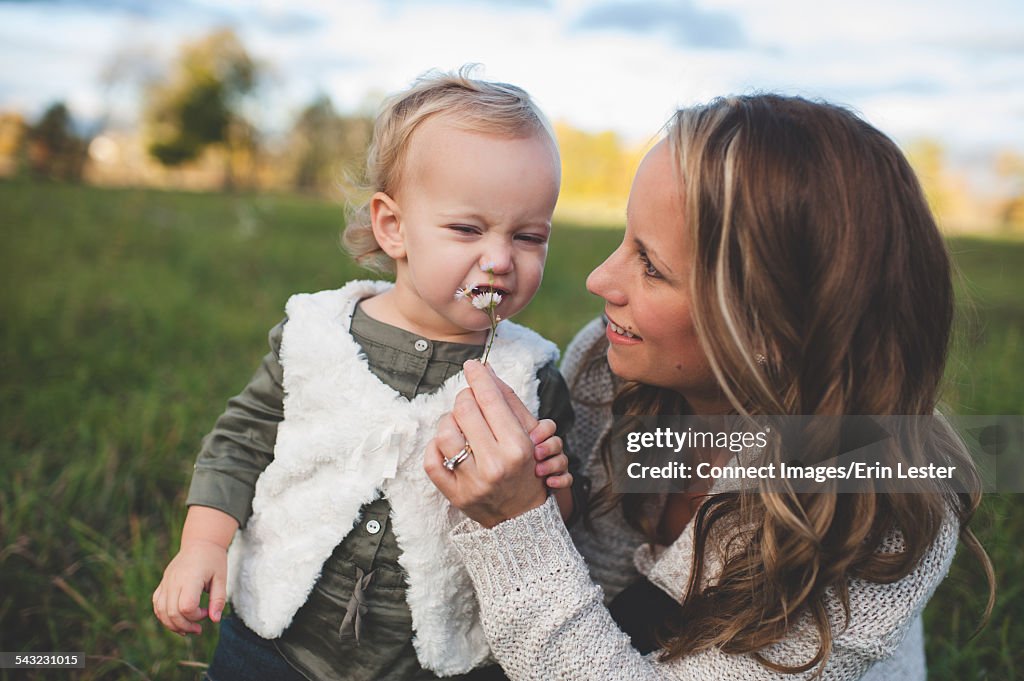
[343,65,557,273]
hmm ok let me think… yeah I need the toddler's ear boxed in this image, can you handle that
[370,192,406,260]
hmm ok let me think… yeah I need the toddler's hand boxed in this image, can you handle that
[152,539,228,636]
[529,418,572,490]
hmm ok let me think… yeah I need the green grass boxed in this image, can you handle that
[1,179,1021,679]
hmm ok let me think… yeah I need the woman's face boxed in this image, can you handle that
[586,140,727,413]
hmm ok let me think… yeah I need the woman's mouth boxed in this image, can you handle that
[605,315,642,342]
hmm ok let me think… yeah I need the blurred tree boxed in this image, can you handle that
[553,121,646,223]
[0,111,27,177]
[144,28,260,189]
[98,43,162,132]
[906,139,956,224]
[25,103,87,182]
[289,94,372,195]
[556,123,636,200]
[995,151,1024,231]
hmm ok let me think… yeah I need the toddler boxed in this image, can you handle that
[153,69,580,681]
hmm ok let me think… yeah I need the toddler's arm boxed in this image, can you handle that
[152,506,238,636]
[534,361,586,525]
[155,321,285,635]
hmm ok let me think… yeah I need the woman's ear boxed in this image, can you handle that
[370,191,406,260]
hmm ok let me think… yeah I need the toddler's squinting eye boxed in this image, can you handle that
[515,234,548,245]
[448,225,480,235]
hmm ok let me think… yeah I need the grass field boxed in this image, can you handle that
[1,179,1021,680]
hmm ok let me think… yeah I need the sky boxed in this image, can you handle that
[1,0,1023,171]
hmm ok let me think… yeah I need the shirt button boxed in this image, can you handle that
[366,519,382,534]
[414,339,429,352]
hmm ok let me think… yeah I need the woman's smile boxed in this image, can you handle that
[604,314,642,343]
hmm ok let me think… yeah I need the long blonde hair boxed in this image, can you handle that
[594,95,993,674]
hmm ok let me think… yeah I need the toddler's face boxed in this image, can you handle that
[385,117,560,341]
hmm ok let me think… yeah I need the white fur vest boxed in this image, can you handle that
[225,279,559,675]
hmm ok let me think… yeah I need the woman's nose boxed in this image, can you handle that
[586,248,626,306]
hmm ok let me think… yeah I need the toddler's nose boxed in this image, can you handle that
[480,249,513,275]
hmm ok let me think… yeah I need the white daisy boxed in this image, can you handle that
[471,291,502,309]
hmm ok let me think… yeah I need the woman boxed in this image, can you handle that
[425,95,993,679]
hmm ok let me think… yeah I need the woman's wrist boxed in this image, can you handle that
[452,496,584,599]
[468,491,548,529]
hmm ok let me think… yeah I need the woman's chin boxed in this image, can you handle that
[605,345,641,383]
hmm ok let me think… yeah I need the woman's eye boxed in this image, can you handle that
[639,251,662,278]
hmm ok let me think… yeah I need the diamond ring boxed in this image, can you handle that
[443,443,473,471]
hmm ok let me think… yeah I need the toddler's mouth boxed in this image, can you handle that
[470,284,510,297]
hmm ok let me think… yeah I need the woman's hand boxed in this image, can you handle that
[425,360,553,528]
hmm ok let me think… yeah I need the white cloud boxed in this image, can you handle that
[0,0,1021,156]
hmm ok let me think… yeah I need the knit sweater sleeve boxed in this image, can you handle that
[451,495,952,681]
[559,316,612,511]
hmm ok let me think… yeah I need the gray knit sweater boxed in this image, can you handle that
[449,317,957,680]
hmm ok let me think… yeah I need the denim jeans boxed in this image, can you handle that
[204,613,309,681]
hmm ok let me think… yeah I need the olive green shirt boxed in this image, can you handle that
[187,304,578,681]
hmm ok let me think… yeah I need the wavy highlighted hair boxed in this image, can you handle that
[590,94,994,675]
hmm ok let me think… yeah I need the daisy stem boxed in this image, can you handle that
[480,268,499,364]
[480,307,498,365]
